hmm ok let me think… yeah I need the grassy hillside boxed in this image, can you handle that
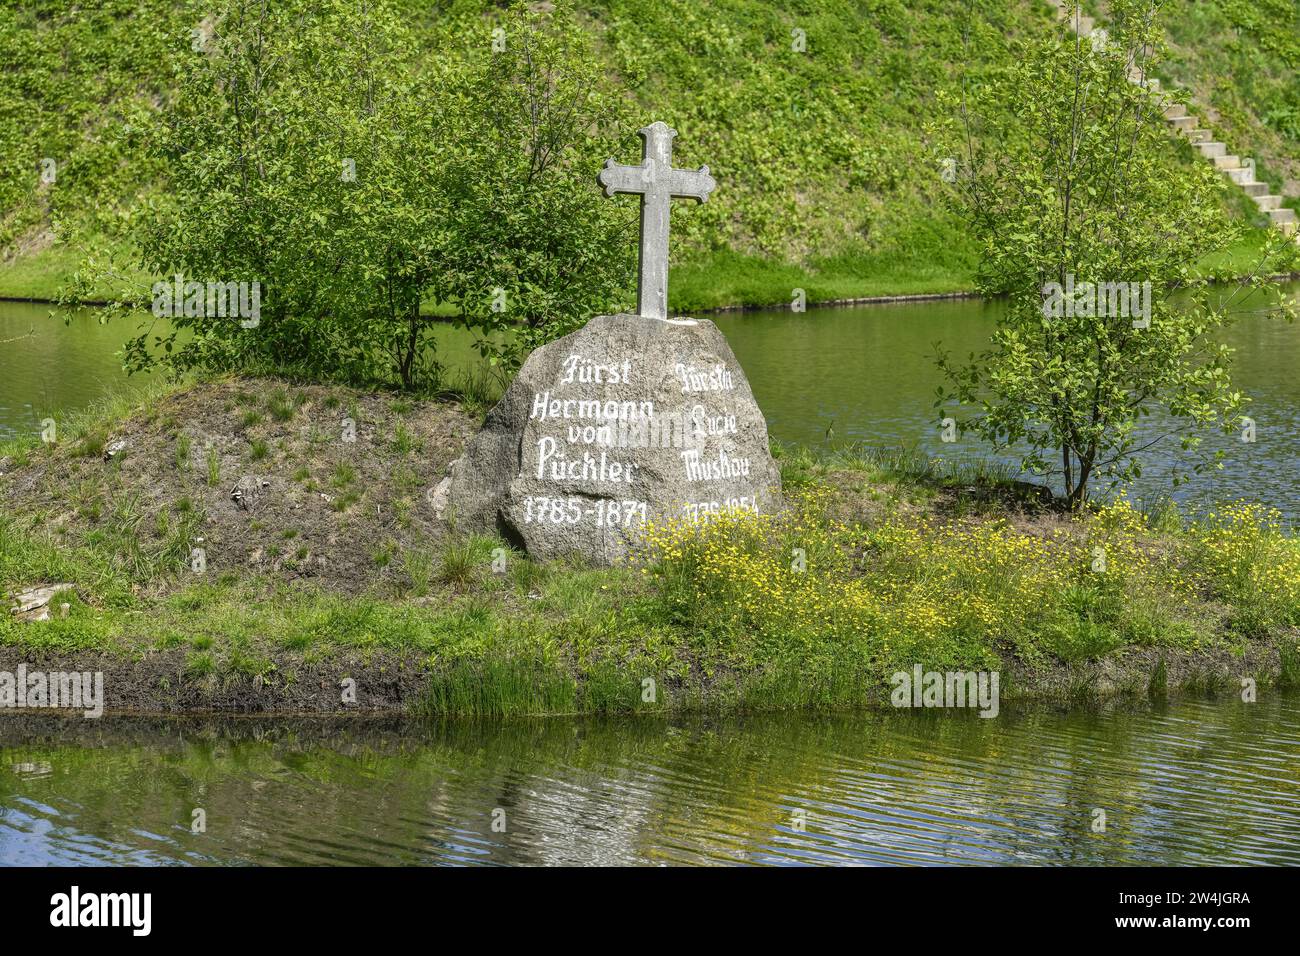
[0,0,1295,309]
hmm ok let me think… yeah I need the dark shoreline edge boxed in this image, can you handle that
[6,271,1297,316]
[696,290,980,313]
[692,270,1300,315]
[0,638,1286,718]
[1,291,982,311]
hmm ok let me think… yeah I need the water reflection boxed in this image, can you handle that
[715,282,1300,518]
[2,694,1298,866]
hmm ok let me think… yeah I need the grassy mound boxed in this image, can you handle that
[1,377,1297,715]
[0,377,475,599]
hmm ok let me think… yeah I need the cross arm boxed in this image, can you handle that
[597,158,716,202]
[661,164,716,202]
[597,159,644,197]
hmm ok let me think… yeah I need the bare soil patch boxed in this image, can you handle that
[2,377,477,596]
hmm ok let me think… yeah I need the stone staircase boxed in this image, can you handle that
[1050,2,1298,242]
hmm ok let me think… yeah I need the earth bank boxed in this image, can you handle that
[0,376,1296,716]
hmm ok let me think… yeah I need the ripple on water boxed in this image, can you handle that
[2,696,1299,866]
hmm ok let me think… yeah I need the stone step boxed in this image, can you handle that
[1128,73,1162,92]
[1080,16,1298,230]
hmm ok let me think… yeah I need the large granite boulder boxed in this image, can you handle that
[446,313,781,563]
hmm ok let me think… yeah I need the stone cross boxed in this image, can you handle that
[598,121,716,321]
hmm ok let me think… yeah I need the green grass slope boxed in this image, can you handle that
[0,0,1294,309]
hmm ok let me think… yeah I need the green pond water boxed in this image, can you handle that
[2,695,1299,866]
[3,285,1297,516]
[710,286,1300,519]
[2,292,1299,866]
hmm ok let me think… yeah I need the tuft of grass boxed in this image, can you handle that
[1154,655,1175,697]
[266,388,296,423]
[393,497,413,529]
[392,465,423,494]
[76,430,107,458]
[392,421,419,455]
[436,535,500,587]
[510,557,548,595]
[330,488,361,512]
[330,462,356,488]
[1143,496,1184,534]
[1280,641,1300,689]
[185,650,215,679]
[446,363,505,416]
[403,549,434,596]
[371,540,395,568]
[416,656,578,718]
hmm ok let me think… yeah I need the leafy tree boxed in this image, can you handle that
[933,0,1297,508]
[67,0,634,390]
[438,2,637,373]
